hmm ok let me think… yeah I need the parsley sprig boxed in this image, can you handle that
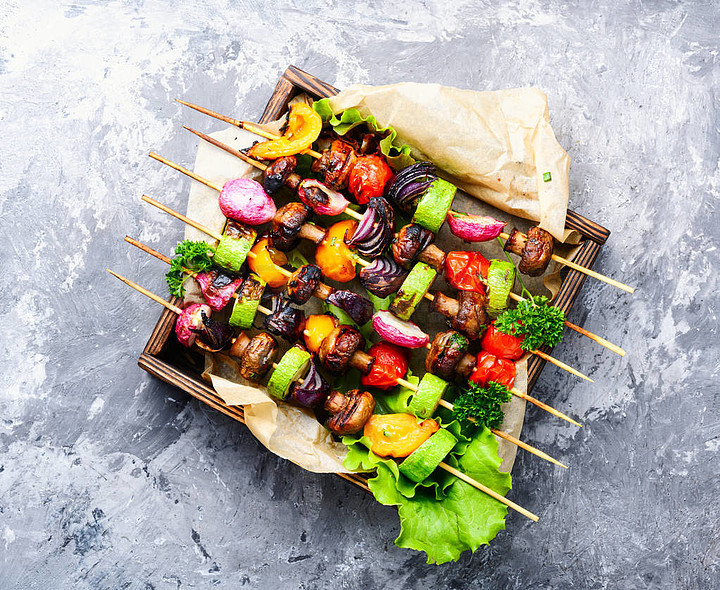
[452,381,511,428]
[165,240,215,298]
[495,294,565,350]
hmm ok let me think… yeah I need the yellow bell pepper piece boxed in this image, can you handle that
[363,414,440,458]
[248,102,322,159]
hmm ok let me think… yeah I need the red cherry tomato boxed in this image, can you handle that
[348,155,394,205]
[481,323,525,360]
[469,351,516,389]
[361,342,409,390]
[444,251,490,293]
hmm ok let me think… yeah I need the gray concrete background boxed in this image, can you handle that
[1,1,718,588]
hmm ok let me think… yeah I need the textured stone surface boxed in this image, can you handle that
[1,1,719,588]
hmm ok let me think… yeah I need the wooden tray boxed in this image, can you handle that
[138,65,611,493]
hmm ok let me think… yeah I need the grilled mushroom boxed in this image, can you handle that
[323,389,376,435]
[269,202,312,252]
[263,296,306,342]
[311,139,357,190]
[519,226,554,276]
[432,291,489,341]
[425,330,470,380]
[285,264,322,305]
[239,332,278,381]
[392,224,435,269]
[263,155,299,194]
[317,325,366,375]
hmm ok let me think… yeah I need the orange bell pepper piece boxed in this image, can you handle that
[363,414,440,458]
[248,238,288,288]
[315,220,357,283]
[248,102,322,160]
[303,314,338,353]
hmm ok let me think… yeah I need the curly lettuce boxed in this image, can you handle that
[313,99,415,170]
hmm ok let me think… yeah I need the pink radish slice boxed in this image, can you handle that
[372,310,429,349]
[175,303,212,347]
[447,211,506,242]
[219,178,276,225]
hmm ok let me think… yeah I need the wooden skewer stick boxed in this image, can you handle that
[175,98,323,159]
[112,266,539,522]
[438,461,539,521]
[149,152,222,192]
[182,125,364,223]
[498,231,635,294]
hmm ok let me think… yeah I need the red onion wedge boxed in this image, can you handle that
[447,211,506,242]
[346,197,395,258]
[175,303,212,348]
[219,178,276,225]
[372,311,429,349]
[359,257,407,298]
[297,179,349,216]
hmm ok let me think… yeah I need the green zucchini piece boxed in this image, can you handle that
[266,346,311,400]
[399,428,458,483]
[412,178,456,233]
[408,374,449,419]
[213,221,257,273]
[389,262,437,320]
[229,274,266,329]
[486,260,515,318]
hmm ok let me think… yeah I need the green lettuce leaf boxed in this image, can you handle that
[343,425,511,564]
[313,99,415,170]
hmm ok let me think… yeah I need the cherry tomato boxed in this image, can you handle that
[469,351,516,389]
[248,238,288,288]
[481,323,525,360]
[361,342,409,391]
[303,314,338,353]
[444,251,490,293]
[315,220,357,282]
[347,155,394,205]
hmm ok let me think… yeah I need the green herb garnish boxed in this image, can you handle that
[543,171,552,182]
[495,294,565,350]
[452,381,511,428]
[165,239,215,298]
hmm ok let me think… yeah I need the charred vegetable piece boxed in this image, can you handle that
[175,303,213,348]
[446,211,506,243]
[248,238,288,288]
[392,224,435,269]
[326,290,374,325]
[408,374,449,419]
[238,332,278,382]
[248,102,322,159]
[263,296,306,342]
[324,389,375,436]
[219,178,276,225]
[269,202,312,252]
[486,260,515,318]
[191,309,234,352]
[469,351,516,390]
[297,179,349,216]
[288,357,331,409]
[346,196,395,258]
[311,139,357,191]
[229,332,251,360]
[425,330,470,380]
[363,414,439,458]
[412,178,456,233]
[228,274,266,329]
[317,325,365,375]
[266,345,311,400]
[481,323,524,361]
[360,342,409,391]
[194,269,244,312]
[399,428,458,483]
[502,227,526,256]
[285,264,322,305]
[213,221,257,273]
[372,311,429,349]
[358,256,407,299]
[444,251,490,293]
[518,226,554,276]
[347,154,394,205]
[389,262,437,321]
[263,155,298,194]
[387,162,437,212]
[315,220,357,283]
[432,290,489,341]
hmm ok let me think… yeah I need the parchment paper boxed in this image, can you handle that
[327,83,572,241]
[182,84,573,475]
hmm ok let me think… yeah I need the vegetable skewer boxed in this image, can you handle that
[177,100,634,293]
[126,234,580,427]
[141,193,593,382]
[107,268,539,522]
[183,125,624,356]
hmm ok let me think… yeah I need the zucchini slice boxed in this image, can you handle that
[486,260,515,318]
[399,428,458,483]
[266,346,311,400]
[228,274,266,329]
[412,178,456,233]
[408,374,449,419]
[213,222,257,273]
[389,262,437,321]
